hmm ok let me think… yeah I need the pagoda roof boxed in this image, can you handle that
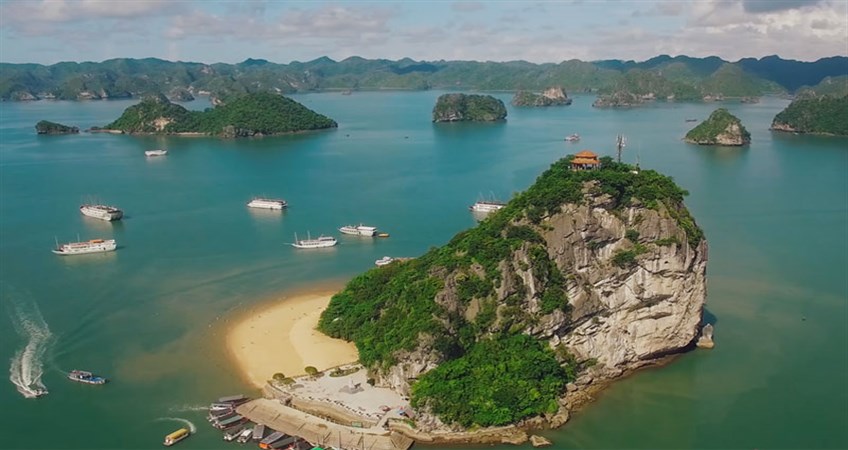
[575,150,598,158]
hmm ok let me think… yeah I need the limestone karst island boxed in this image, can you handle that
[685,108,751,146]
[224,153,709,448]
[102,92,337,137]
[432,93,507,122]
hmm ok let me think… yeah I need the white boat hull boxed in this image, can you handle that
[145,149,168,157]
[469,203,505,213]
[80,205,123,221]
[247,199,287,210]
[53,239,117,255]
[339,225,377,237]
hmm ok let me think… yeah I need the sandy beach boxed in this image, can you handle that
[227,290,359,388]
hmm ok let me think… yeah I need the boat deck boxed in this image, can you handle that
[237,399,412,450]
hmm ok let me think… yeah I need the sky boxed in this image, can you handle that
[0,0,846,65]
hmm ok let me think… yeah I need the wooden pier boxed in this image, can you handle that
[237,399,414,450]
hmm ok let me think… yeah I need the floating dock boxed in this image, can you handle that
[237,399,413,450]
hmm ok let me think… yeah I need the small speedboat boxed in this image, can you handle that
[564,133,580,142]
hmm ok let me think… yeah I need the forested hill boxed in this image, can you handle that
[103,92,337,137]
[2,55,845,101]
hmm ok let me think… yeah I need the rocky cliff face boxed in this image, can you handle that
[319,159,707,433]
[377,184,707,397]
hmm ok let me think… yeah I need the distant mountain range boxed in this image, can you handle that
[1,55,846,102]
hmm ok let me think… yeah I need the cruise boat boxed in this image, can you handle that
[564,133,580,142]
[237,428,254,443]
[291,233,337,249]
[67,370,107,385]
[52,238,117,255]
[80,204,123,221]
[223,427,244,441]
[217,394,248,404]
[145,149,168,157]
[375,256,395,266]
[163,428,190,446]
[339,224,377,237]
[247,198,287,210]
[469,200,506,213]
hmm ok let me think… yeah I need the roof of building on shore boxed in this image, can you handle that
[572,157,601,165]
[575,150,599,158]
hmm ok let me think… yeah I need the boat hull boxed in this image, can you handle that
[80,205,123,221]
[247,199,287,210]
[52,239,117,255]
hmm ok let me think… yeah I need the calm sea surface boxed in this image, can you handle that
[1,92,846,449]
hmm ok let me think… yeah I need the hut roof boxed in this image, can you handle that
[575,150,598,158]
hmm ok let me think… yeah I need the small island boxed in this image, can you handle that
[310,156,707,442]
[35,120,79,135]
[592,91,643,108]
[684,108,751,146]
[511,87,572,107]
[771,95,848,136]
[102,92,337,137]
[432,93,507,122]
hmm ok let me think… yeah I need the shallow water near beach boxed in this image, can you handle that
[1,92,845,449]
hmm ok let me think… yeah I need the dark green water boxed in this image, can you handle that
[1,92,845,449]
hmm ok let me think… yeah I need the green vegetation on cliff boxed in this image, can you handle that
[105,92,337,136]
[432,93,507,122]
[35,120,79,135]
[318,156,703,427]
[771,95,848,136]
[411,334,567,427]
[684,108,751,145]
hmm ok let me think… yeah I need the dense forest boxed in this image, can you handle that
[2,55,845,102]
[771,95,848,136]
[318,156,703,427]
[104,92,337,136]
[432,93,507,122]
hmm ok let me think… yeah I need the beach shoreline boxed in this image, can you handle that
[225,284,359,389]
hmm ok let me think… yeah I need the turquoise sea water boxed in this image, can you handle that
[1,92,845,449]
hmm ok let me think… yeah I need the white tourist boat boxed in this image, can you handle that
[375,256,395,266]
[52,238,117,255]
[145,149,168,157]
[469,200,506,213]
[564,133,580,142]
[247,198,288,210]
[339,224,378,237]
[291,233,337,249]
[80,204,123,221]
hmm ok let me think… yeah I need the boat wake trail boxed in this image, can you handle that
[156,417,197,434]
[168,404,208,413]
[3,283,53,399]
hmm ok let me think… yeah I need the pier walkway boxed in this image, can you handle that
[237,398,414,450]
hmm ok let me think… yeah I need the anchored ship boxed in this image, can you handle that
[163,428,190,446]
[469,200,506,213]
[80,204,123,221]
[291,233,337,249]
[67,370,107,385]
[338,224,377,237]
[145,149,168,157]
[52,238,116,255]
[564,133,580,142]
[247,198,287,210]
